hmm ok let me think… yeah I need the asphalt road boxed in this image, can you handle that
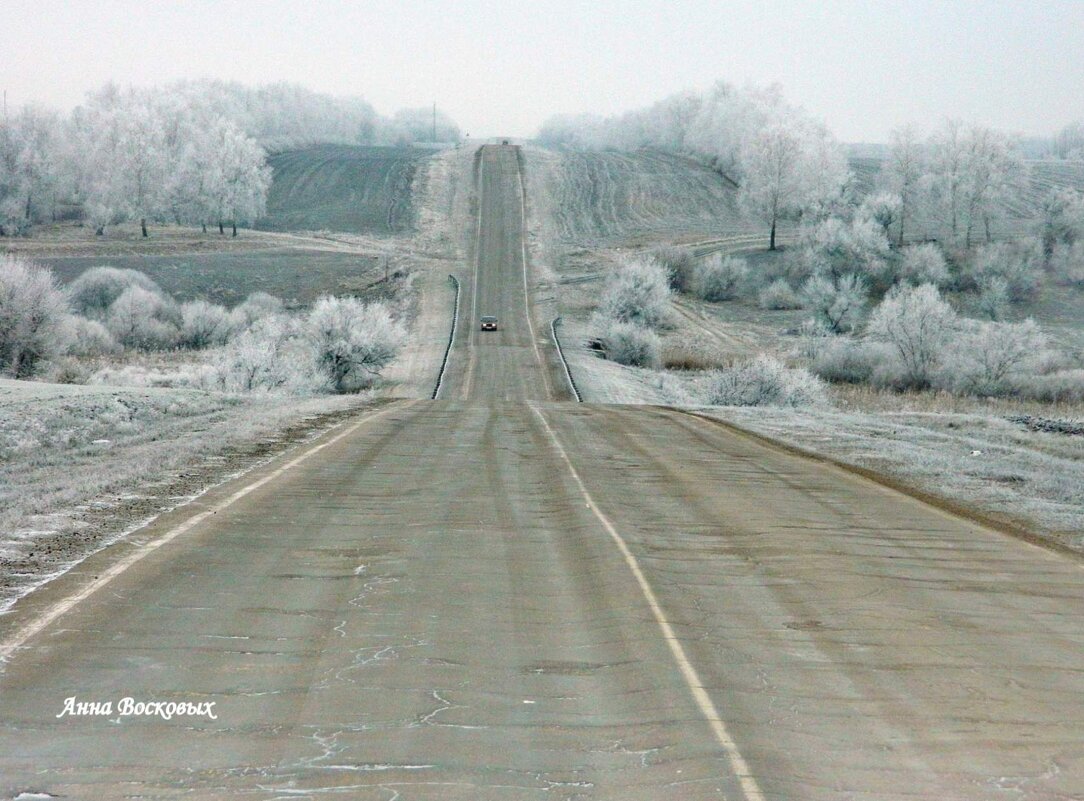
[1,145,1082,800]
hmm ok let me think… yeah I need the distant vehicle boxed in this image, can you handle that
[480,315,498,331]
[501,139,510,145]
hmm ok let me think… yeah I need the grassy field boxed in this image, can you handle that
[258,144,434,234]
[34,249,386,307]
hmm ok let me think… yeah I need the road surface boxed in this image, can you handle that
[1,145,1082,800]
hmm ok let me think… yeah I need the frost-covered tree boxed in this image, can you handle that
[884,126,926,245]
[927,119,968,244]
[0,256,68,376]
[960,125,1025,248]
[0,107,61,234]
[738,115,848,250]
[867,283,957,388]
[206,118,271,236]
[1038,187,1084,256]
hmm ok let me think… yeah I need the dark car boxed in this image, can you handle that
[480,315,498,331]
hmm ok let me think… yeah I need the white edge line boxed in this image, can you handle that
[527,402,766,801]
[0,402,408,665]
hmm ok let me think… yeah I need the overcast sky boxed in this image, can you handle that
[3,0,1083,142]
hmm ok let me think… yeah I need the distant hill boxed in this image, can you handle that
[258,145,433,235]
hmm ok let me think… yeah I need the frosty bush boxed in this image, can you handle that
[705,355,827,407]
[975,276,1010,321]
[651,245,697,292]
[1050,241,1084,287]
[180,300,232,349]
[0,255,68,377]
[800,273,867,333]
[594,317,661,368]
[757,278,802,310]
[866,283,957,389]
[67,266,163,318]
[962,239,1044,301]
[1013,369,1084,403]
[106,286,181,350]
[898,244,949,287]
[597,256,672,328]
[61,315,121,357]
[797,216,891,282]
[809,337,890,384]
[212,316,323,394]
[304,296,406,392]
[937,319,1049,396]
[691,254,748,301]
[229,291,286,331]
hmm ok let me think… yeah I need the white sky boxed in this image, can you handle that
[2,0,1083,142]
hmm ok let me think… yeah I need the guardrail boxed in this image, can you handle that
[550,316,582,403]
[432,274,460,400]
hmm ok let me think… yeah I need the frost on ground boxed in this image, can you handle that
[0,378,370,612]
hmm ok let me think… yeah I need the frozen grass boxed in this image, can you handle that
[0,377,369,612]
[703,404,1084,550]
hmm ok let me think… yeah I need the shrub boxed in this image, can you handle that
[937,319,1049,396]
[106,286,181,350]
[61,315,121,356]
[799,273,868,333]
[180,300,232,349]
[857,192,902,238]
[651,245,697,291]
[0,255,69,377]
[212,316,324,394]
[594,318,661,368]
[1050,241,1084,287]
[898,243,950,287]
[67,266,163,319]
[962,239,1044,301]
[757,278,802,310]
[597,256,672,328]
[705,355,827,407]
[229,291,286,331]
[304,296,406,392]
[797,216,891,281]
[809,337,891,384]
[1012,369,1084,403]
[692,254,748,301]
[866,283,956,389]
[975,276,1010,321]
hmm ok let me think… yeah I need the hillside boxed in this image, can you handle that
[257,144,434,234]
[531,148,751,244]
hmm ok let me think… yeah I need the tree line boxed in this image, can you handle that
[0,81,461,238]
[538,81,1075,252]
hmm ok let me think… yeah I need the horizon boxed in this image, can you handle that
[3,1,1084,143]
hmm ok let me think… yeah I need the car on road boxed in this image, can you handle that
[480,315,498,331]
